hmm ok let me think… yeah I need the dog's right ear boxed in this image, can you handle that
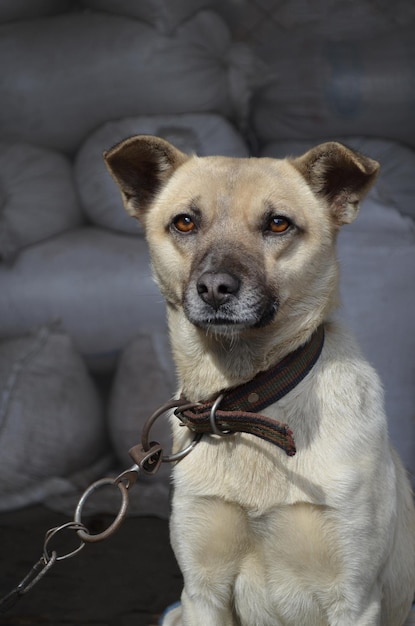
[103,135,188,221]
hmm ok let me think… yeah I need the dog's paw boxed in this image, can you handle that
[158,601,182,626]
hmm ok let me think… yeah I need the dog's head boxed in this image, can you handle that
[104,137,378,344]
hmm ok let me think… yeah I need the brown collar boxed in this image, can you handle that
[175,325,325,457]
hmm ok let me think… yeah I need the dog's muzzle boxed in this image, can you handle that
[184,269,277,331]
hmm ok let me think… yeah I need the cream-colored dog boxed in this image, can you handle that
[105,137,415,626]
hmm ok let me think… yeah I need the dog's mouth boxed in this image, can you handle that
[184,305,278,335]
[188,311,276,332]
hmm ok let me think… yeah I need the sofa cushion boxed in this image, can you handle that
[0,11,252,153]
[0,326,107,511]
[0,0,71,23]
[0,227,166,371]
[80,0,214,34]
[252,28,415,149]
[0,142,83,261]
[107,333,176,518]
[108,332,175,468]
[75,113,249,234]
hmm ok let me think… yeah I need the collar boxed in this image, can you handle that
[175,324,325,457]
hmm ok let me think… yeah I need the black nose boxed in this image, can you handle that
[197,271,240,310]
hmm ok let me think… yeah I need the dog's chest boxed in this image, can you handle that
[235,502,340,625]
[170,490,340,625]
[172,428,328,510]
[171,389,328,510]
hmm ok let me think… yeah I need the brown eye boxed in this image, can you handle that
[173,214,196,233]
[268,216,292,234]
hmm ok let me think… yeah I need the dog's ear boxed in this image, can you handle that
[290,142,379,225]
[103,135,188,220]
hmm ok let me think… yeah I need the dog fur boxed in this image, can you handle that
[105,137,415,626]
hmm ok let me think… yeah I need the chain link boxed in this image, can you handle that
[43,522,89,560]
[0,397,203,613]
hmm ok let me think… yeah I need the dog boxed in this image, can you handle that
[105,137,415,625]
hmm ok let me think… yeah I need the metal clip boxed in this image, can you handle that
[115,463,141,489]
[128,441,163,475]
[0,554,56,612]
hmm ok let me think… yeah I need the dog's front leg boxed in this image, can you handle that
[324,492,389,626]
[160,594,235,626]
[169,496,248,626]
[326,588,382,626]
[181,589,236,626]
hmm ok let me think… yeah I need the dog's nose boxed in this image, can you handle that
[197,271,240,310]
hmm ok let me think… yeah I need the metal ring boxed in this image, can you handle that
[162,432,202,463]
[142,398,202,463]
[141,398,191,452]
[74,477,129,543]
[43,523,87,562]
[209,393,232,436]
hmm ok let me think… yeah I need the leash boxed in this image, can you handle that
[0,397,199,613]
[0,325,324,612]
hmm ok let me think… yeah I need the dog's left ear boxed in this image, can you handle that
[290,142,379,225]
[103,135,188,221]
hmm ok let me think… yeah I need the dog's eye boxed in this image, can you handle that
[267,216,292,234]
[172,214,196,233]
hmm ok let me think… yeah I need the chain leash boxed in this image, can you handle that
[0,398,202,613]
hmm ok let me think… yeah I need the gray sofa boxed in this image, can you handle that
[0,0,414,512]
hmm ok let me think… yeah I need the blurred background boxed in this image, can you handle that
[0,1,414,621]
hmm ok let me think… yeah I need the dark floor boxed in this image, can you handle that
[2,506,414,626]
[0,506,182,626]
